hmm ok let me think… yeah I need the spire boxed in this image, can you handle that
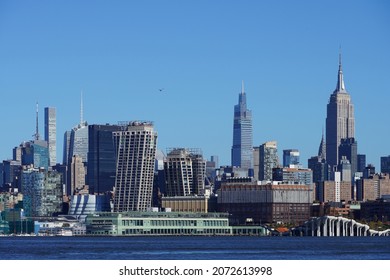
[334,50,347,94]
[318,128,326,160]
[238,80,247,109]
[34,102,40,140]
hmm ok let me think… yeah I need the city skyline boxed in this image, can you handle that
[0,1,389,168]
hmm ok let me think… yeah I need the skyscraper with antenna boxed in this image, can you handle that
[325,53,355,170]
[33,102,40,141]
[19,103,49,169]
[231,81,253,171]
[68,92,88,164]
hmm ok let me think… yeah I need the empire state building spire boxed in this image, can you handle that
[334,52,347,94]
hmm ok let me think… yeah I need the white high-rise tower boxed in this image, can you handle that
[45,107,56,166]
[113,121,157,212]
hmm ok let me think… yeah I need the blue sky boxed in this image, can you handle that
[0,0,389,168]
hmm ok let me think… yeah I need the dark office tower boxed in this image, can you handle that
[1,160,21,189]
[87,124,121,194]
[338,137,357,181]
[357,154,366,173]
[44,107,56,166]
[13,146,22,162]
[283,149,300,167]
[308,156,330,184]
[62,131,71,165]
[231,81,253,171]
[381,156,390,174]
[326,54,355,169]
[113,121,157,212]
[364,164,375,179]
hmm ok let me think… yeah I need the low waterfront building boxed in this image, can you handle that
[0,212,10,234]
[34,215,85,236]
[360,198,390,222]
[217,181,314,225]
[68,194,111,216]
[85,211,269,236]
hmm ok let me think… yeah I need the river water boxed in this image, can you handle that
[1,236,389,260]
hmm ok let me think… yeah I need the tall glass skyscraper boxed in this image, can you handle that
[326,54,355,169]
[67,93,89,164]
[44,107,56,166]
[113,121,157,212]
[68,122,88,164]
[231,81,253,171]
[62,131,71,165]
[87,124,121,194]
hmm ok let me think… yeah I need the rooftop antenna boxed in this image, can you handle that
[34,102,40,140]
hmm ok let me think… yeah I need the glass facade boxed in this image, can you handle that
[68,123,88,164]
[87,124,121,194]
[283,149,300,167]
[231,82,253,171]
[68,194,111,215]
[22,169,63,217]
[62,131,71,165]
[381,156,390,174]
[21,141,49,170]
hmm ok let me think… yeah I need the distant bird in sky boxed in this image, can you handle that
[158,88,165,93]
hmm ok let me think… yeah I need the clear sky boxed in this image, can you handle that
[0,0,389,169]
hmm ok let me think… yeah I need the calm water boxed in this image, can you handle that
[1,236,390,260]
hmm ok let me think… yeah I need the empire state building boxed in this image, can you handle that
[326,54,355,169]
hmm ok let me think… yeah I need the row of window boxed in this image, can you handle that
[119,219,228,227]
[121,228,232,235]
